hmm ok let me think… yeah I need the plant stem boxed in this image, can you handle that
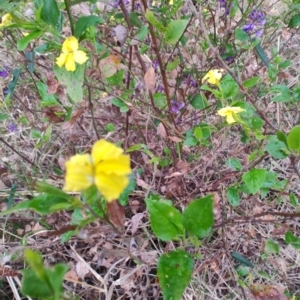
[64,0,75,35]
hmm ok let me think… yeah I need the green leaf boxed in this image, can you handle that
[54,64,85,103]
[235,28,249,42]
[242,169,266,194]
[145,199,184,241]
[225,158,242,171]
[111,98,129,113]
[145,9,166,32]
[287,125,300,154]
[21,269,52,298]
[182,195,214,238]
[17,31,43,51]
[288,13,300,28]
[36,81,58,107]
[242,76,260,88]
[255,42,270,68]
[164,19,188,45]
[190,93,208,109]
[220,74,239,99]
[285,231,300,249]
[25,51,35,74]
[134,24,148,42]
[277,131,288,147]
[0,194,77,216]
[231,252,254,268]
[289,193,299,207]
[153,93,167,109]
[184,130,198,146]
[266,137,288,159]
[6,68,20,101]
[166,58,180,71]
[157,250,193,300]
[74,15,104,38]
[39,0,60,27]
[0,113,9,121]
[264,239,280,254]
[119,173,136,206]
[36,182,71,200]
[129,12,142,28]
[270,84,291,102]
[226,187,241,207]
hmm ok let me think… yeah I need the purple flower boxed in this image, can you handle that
[242,23,255,33]
[183,75,197,87]
[255,29,263,37]
[155,84,164,93]
[249,10,266,25]
[8,123,17,133]
[170,99,184,114]
[112,0,129,8]
[219,0,227,8]
[0,69,8,78]
[152,60,159,70]
[219,0,231,15]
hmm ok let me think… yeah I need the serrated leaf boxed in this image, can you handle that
[182,195,214,238]
[74,15,104,38]
[287,125,300,154]
[225,158,242,171]
[242,169,266,194]
[145,199,184,241]
[164,19,188,45]
[158,250,193,300]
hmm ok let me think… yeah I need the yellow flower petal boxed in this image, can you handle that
[62,36,78,53]
[65,53,76,71]
[56,52,67,67]
[95,173,129,202]
[2,13,12,26]
[217,106,245,124]
[202,69,223,85]
[73,50,88,65]
[226,112,235,124]
[92,140,124,163]
[64,154,94,191]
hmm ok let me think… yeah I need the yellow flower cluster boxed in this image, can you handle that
[217,106,245,124]
[56,36,88,72]
[64,140,131,202]
[0,13,12,28]
[202,69,223,85]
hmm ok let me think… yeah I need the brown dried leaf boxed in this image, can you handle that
[69,108,85,125]
[107,200,125,230]
[75,261,90,279]
[144,66,156,93]
[47,72,60,94]
[250,284,288,300]
[98,54,122,79]
[131,213,144,235]
[64,269,79,281]
[167,136,182,143]
[0,265,19,277]
[44,106,65,123]
[157,122,167,138]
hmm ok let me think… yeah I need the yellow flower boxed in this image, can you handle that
[169,0,173,4]
[202,69,224,85]
[0,13,12,28]
[64,139,131,202]
[56,36,88,72]
[217,106,245,124]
